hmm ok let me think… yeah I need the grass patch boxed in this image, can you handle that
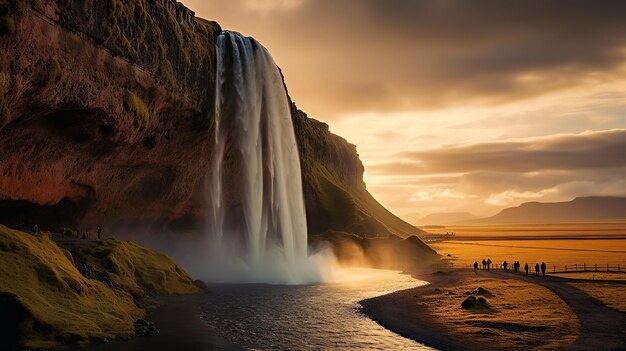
[73,239,203,298]
[123,90,150,123]
[45,58,62,82]
[0,225,143,348]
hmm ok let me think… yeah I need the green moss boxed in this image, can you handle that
[0,16,15,35]
[45,58,62,82]
[108,0,123,16]
[296,111,424,238]
[51,0,221,117]
[305,160,358,228]
[123,90,150,123]
[73,239,203,298]
[0,225,143,348]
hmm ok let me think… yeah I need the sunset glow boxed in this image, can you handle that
[185,0,626,221]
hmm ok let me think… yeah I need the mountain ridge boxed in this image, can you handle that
[464,196,626,225]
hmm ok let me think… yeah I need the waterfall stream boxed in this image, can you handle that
[206,31,331,284]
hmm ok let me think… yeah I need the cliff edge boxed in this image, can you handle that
[0,0,423,239]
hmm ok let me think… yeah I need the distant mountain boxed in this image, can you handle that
[465,197,626,224]
[416,212,478,225]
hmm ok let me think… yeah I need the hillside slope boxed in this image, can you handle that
[467,197,626,224]
[0,226,141,349]
[0,224,202,349]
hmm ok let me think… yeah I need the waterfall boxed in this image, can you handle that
[205,31,329,284]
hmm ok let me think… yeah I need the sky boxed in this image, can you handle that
[184,0,626,222]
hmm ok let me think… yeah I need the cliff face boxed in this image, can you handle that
[0,0,422,239]
[293,108,424,238]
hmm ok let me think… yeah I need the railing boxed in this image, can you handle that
[418,234,455,243]
[446,261,624,274]
[559,263,622,273]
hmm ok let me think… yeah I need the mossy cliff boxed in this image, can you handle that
[0,225,201,349]
[0,0,423,240]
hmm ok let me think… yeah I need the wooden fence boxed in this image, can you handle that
[449,261,624,274]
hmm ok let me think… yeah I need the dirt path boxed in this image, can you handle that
[485,270,626,350]
[361,269,626,350]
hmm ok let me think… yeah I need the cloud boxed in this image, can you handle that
[242,0,306,13]
[183,1,626,218]
[409,189,476,202]
[186,0,626,119]
[364,129,626,217]
[371,129,626,175]
[485,189,557,207]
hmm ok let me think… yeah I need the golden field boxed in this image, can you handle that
[425,222,626,238]
[428,223,626,271]
[425,274,579,350]
[431,239,626,270]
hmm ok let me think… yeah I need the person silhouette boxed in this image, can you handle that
[473,261,479,274]
[487,258,492,271]
[535,263,540,276]
[482,259,486,270]
[503,261,508,271]
[541,262,547,276]
[524,263,529,275]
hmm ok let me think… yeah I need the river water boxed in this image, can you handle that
[200,268,435,350]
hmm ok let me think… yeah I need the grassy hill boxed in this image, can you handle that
[0,225,202,349]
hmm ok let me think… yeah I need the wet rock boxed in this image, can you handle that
[194,279,208,291]
[134,319,160,337]
[471,287,493,297]
[461,296,489,310]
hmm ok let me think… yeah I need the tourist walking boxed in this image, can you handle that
[541,262,547,276]
[535,263,540,276]
[524,263,529,275]
[503,261,508,271]
[482,259,486,270]
[473,261,478,274]
[487,258,492,271]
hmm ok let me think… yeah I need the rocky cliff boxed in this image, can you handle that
[0,0,423,239]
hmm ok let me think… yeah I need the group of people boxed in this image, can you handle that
[75,227,103,240]
[31,224,104,240]
[473,259,548,276]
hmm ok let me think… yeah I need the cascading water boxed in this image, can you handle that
[204,31,333,284]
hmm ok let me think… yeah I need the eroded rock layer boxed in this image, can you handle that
[0,0,423,239]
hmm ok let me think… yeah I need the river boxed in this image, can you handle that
[200,268,434,350]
